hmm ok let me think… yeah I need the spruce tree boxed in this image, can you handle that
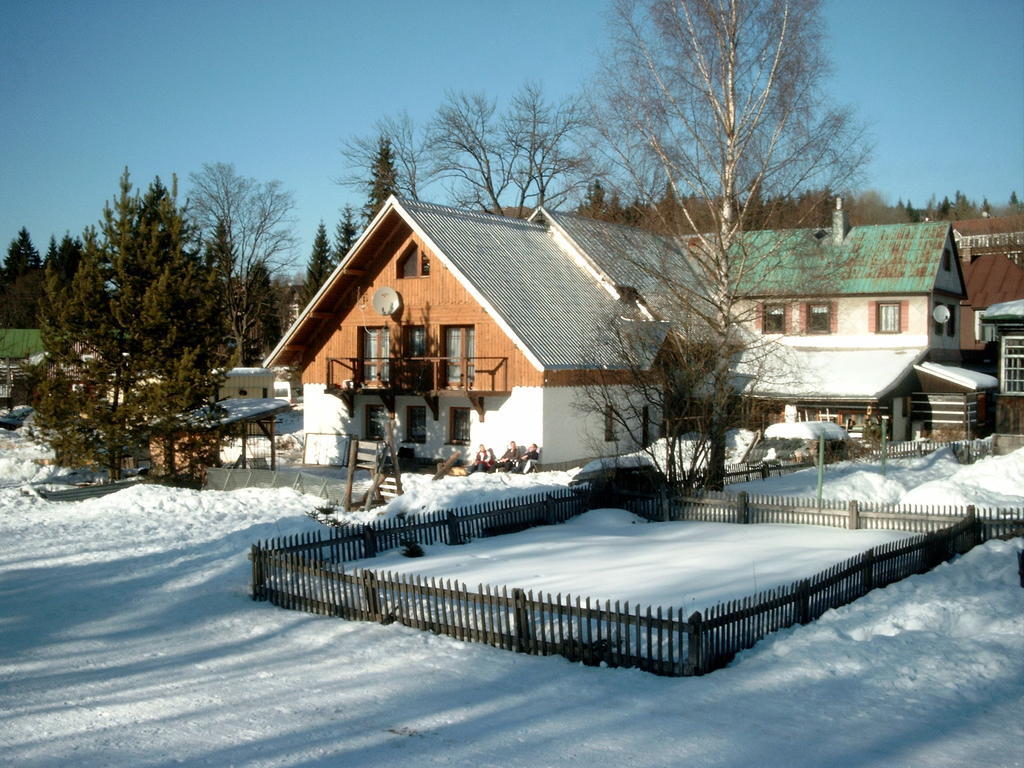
[4,228,40,284]
[1010,191,1021,213]
[1,228,44,326]
[334,204,359,263]
[301,222,333,307]
[34,170,228,480]
[43,233,84,289]
[362,135,399,223]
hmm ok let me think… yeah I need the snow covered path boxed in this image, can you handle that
[1,477,1021,767]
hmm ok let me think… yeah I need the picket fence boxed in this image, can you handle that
[613,487,1023,539]
[250,487,1021,677]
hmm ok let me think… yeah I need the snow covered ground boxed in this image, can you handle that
[1,424,1021,767]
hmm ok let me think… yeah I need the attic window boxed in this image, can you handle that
[398,243,429,278]
[942,248,952,271]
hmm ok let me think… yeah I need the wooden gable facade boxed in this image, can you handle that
[278,206,546,422]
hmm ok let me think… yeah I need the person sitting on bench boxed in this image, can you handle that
[495,441,519,472]
[517,443,540,473]
[468,444,495,473]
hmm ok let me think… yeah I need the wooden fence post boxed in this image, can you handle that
[797,579,811,625]
[250,544,263,600]
[362,525,377,558]
[861,548,874,594]
[512,588,531,653]
[848,499,860,530]
[446,509,463,545]
[359,571,382,622]
[544,494,556,525]
[965,505,978,549]
[686,611,703,675]
[736,491,749,525]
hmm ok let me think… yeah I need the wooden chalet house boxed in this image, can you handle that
[264,197,674,468]
[735,200,996,439]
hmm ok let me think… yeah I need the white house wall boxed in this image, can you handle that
[541,385,651,467]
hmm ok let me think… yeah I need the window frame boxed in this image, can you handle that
[404,325,427,358]
[443,325,476,387]
[360,325,390,384]
[604,405,617,442]
[975,310,998,343]
[1001,336,1024,395]
[397,243,430,279]
[807,302,832,334]
[405,405,427,443]
[762,303,786,334]
[876,302,901,334]
[449,407,471,445]
[365,404,388,441]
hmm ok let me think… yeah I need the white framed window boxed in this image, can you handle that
[975,310,998,343]
[877,302,901,333]
[1001,336,1024,394]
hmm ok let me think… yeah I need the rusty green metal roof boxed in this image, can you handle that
[736,221,954,297]
[0,329,43,359]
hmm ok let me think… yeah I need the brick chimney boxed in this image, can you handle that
[832,197,850,245]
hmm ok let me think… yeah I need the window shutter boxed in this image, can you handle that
[784,305,791,334]
[869,301,877,333]
[830,301,838,333]
[900,300,909,333]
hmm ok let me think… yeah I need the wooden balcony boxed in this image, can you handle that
[326,356,509,419]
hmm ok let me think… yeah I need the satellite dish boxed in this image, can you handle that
[932,304,950,323]
[372,286,401,316]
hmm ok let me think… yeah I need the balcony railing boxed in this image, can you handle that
[327,356,508,394]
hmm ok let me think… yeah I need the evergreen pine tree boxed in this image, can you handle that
[362,135,399,223]
[334,204,359,263]
[300,221,333,307]
[4,228,40,284]
[34,170,228,480]
[44,233,84,288]
[1010,191,1021,213]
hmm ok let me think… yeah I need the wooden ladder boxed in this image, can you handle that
[342,421,404,512]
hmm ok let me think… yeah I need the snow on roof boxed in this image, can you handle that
[225,367,275,377]
[740,346,926,400]
[983,298,1024,319]
[764,421,849,441]
[914,362,998,391]
[188,398,290,428]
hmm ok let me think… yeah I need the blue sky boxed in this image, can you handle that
[2,0,1021,274]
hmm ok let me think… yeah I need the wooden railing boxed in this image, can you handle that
[328,356,508,393]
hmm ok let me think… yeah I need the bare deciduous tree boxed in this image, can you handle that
[188,162,296,365]
[589,0,869,487]
[339,112,435,202]
[429,82,590,217]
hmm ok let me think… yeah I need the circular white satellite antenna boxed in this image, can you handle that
[372,286,401,315]
[931,304,950,323]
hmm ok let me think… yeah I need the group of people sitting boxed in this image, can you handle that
[467,441,540,474]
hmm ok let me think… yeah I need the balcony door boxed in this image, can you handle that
[361,326,390,384]
[444,326,475,387]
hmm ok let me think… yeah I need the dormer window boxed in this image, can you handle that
[398,243,429,278]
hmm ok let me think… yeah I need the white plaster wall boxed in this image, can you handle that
[472,387,545,458]
[303,384,354,435]
[303,385,640,468]
[541,385,649,466]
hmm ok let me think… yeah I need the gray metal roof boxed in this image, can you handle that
[399,199,652,369]
[537,209,687,293]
